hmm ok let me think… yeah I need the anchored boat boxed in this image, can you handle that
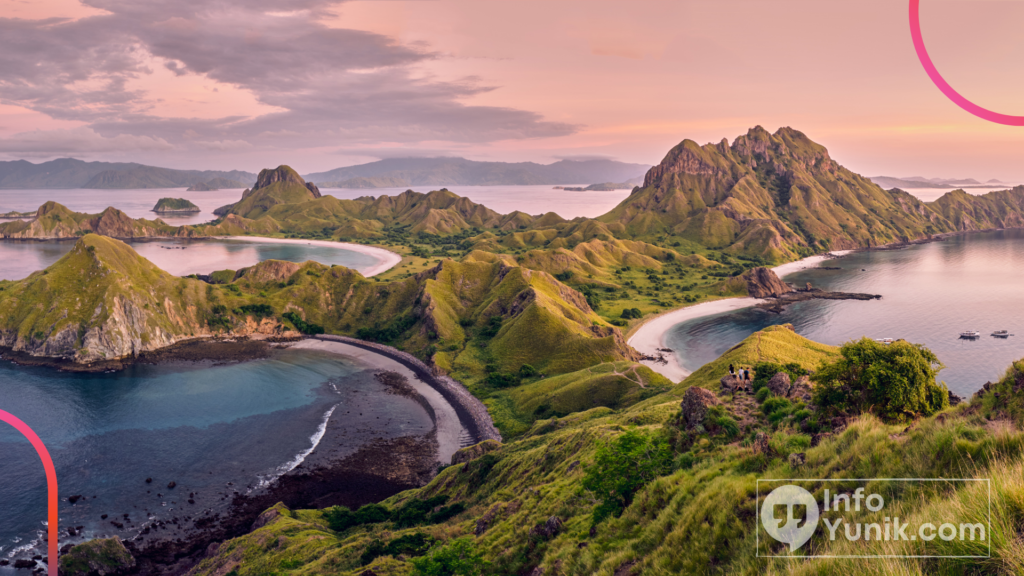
[992,330,1011,338]
[960,330,981,340]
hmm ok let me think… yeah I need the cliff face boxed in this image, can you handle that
[743,267,793,298]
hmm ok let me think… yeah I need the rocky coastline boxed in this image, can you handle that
[35,354,457,575]
[314,334,503,444]
[0,336,301,373]
[756,286,882,313]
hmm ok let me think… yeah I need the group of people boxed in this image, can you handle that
[729,364,752,381]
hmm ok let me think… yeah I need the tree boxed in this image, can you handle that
[812,338,948,423]
[410,537,488,576]
[582,429,673,524]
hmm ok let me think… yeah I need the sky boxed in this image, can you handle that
[1,0,1023,179]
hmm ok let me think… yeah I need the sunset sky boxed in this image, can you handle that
[1,0,1023,179]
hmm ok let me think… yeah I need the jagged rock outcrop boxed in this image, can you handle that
[252,165,306,191]
[59,536,136,576]
[744,267,793,298]
[600,126,1024,260]
[765,372,792,396]
[680,386,720,430]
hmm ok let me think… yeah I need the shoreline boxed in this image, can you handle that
[310,334,502,447]
[627,250,853,382]
[219,236,402,277]
[3,337,470,573]
[0,234,402,278]
[290,338,470,465]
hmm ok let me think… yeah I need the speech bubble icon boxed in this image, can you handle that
[761,484,819,552]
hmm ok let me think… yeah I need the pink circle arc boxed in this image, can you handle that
[0,409,58,576]
[910,0,1024,126]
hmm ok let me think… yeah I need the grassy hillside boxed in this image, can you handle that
[186,325,1024,576]
[0,235,293,362]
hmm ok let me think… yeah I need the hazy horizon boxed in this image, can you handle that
[3,1,1024,180]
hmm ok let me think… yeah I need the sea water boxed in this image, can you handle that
[0,238,379,281]
[0,348,433,563]
[665,229,1024,397]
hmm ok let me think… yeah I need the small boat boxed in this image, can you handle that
[992,330,1011,338]
[875,338,894,344]
[960,330,981,339]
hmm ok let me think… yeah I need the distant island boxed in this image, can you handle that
[186,177,251,191]
[307,157,649,188]
[152,198,200,213]
[869,175,1012,189]
[555,181,639,191]
[0,156,650,190]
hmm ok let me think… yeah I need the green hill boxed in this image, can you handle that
[184,325,1024,576]
[0,202,178,239]
[0,235,291,364]
[152,198,200,213]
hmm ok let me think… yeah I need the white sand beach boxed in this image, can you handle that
[627,250,853,382]
[289,339,465,465]
[225,236,402,277]
[627,297,766,383]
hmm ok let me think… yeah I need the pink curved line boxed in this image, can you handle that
[910,0,1024,125]
[0,409,58,576]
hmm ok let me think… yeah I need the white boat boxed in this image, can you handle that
[960,330,981,339]
[874,338,894,344]
[992,330,1011,338]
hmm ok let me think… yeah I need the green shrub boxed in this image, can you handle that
[761,397,792,417]
[755,387,771,403]
[361,532,433,566]
[237,303,273,317]
[479,316,503,338]
[705,405,740,438]
[356,315,417,342]
[485,373,519,388]
[620,308,643,320]
[582,429,673,524]
[410,537,488,576]
[283,311,325,335]
[752,361,808,392]
[812,337,949,423]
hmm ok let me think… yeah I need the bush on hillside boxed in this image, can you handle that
[812,337,948,423]
[620,308,642,319]
[583,429,673,524]
[283,311,325,335]
[237,303,273,318]
[410,537,489,576]
[752,361,808,392]
[361,533,434,566]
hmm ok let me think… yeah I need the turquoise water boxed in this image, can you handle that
[0,238,379,281]
[0,348,432,563]
[666,229,1024,398]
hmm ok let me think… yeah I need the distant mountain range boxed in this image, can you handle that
[869,175,1012,190]
[0,158,257,190]
[0,157,651,190]
[306,157,650,188]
